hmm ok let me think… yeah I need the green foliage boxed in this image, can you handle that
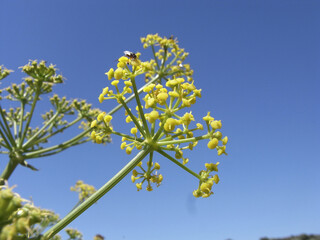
[261,234,320,240]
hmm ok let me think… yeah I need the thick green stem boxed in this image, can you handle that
[42,146,152,239]
[0,159,18,185]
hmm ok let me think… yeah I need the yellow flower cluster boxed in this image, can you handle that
[203,112,228,156]
[193,162,220,198]
[131,161,163,191]
[90,112,113,144]
[90,34,228,197]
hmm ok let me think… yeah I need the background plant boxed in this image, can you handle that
[0,64,110,239]
[0,62,110,185]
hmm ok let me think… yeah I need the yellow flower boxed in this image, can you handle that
[114,68,123,80]
[90,120,97,128]
[154,162,160,170]
[207,138,219,149]
[104,115,112,123]
[105,68,114,80]
[211,120,222,129]
[222,136,228,145]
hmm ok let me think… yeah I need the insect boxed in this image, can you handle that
[124,51,137,60]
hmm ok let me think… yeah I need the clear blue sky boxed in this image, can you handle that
[1,1,319,240]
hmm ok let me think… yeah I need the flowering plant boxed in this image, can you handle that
[42,34,228,239]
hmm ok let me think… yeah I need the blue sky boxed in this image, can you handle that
[1,1,320,240]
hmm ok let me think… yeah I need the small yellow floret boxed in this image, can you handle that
[207,138,219,149]
[222,136,228,145]
[196,123,203,130]
[154,162,160,170]
[114,68,124,80]
[136,182,142,191]
[120,142,126,149]
[211,120,222,129]
[157,92,168,104]
[131,127,138,135]
[105,68,114,80]
[148,110,159,123]
[203,112,214,122]
[90,120,97,128]
[97,112,106,121]
[104,115,112,123]
[213,175,220,184]
[111,80,119,87]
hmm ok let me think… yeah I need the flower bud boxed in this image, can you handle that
[114,68,124,80]
[136,183,142,191]
[154,162,160,170]
[111,80,119,87]
[222,136,228,145]
[97,112,106,121]
[16,217,30,234]
[104,115,112,123]
[164,118,177,132]
[193,189,202,198]
[148,110,159,123]
[131,175,136,183]
[131,127,138,135]
[90,120,97,128]
[200,183,211,194]
[120,142,126,149]
[157,92,168,105]
[213,174,220,184]
[211,120,222,129]
[132,169,138,177]
[126,147,132,155]
[207,138,219,149]
[117,61,126,68]
[213,131,222,140]
[205,162,219,172]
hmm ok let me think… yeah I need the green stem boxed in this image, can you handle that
[22,111,60,149]
[111,130,144,143]
[118,98,146,138]
[152,116,168,142]
[156,148,200,180]
[18,102,25,140]
[0,159,18,185]
[24,130,90,159]
[0,106,15,148]
[151,45,160,70]
[19,87,41,147]
[0,126,11,150]
[31,116,82,147]
[158,134,209,146]
[42,146,152,240]
[160,47,168,70]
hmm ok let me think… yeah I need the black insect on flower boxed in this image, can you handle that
[124,51,137,60]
